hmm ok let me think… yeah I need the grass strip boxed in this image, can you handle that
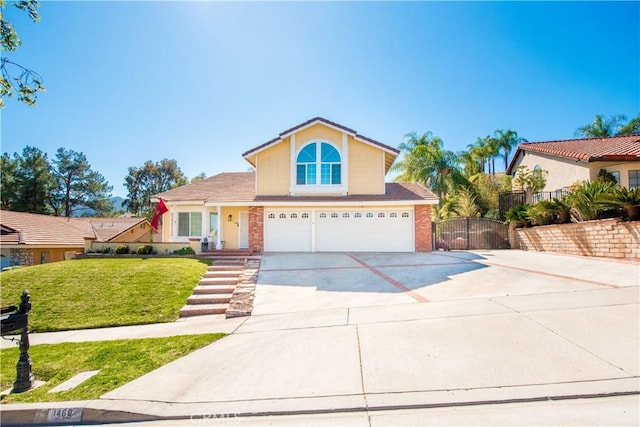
[0,258,210,332]
[0,333,224,403]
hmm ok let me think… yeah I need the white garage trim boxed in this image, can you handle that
[264,208,414,252]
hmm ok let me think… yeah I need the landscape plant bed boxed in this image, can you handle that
[0,258,210,332]
[0,334,224,403]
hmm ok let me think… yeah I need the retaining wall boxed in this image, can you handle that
[513,218,639,260]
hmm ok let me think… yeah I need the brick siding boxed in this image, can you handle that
[414,205,433,252]
[248,206,264,254]
[514,218,639,260]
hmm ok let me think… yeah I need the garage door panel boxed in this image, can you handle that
[316,210,413,252]
[264,211,312,252]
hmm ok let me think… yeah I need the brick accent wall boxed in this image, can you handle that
[514,218,639,260]
[248,206,264,254]
[414,205,433,252]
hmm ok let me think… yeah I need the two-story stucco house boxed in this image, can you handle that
[152,117,438,253]
[506,135,640,192]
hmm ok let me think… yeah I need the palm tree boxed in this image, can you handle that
[493,129,527,171]
[468,137,493,174]
[618,115,640,135]
[457,150,481,177]
[575,114,627,138]
[393,132,468,218]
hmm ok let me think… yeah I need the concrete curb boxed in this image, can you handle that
[2,381,638,426]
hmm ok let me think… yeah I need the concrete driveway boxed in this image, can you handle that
[96,250,639,425]
[253,250,638,314]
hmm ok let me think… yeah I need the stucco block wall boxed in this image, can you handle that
[248,206,264,254]
[415,205,433,252]
[514,218,639,260]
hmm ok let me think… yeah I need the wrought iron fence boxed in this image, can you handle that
[433,217,510,250]
[498,190,570,220]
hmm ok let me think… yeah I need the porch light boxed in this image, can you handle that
[227,214,233,222]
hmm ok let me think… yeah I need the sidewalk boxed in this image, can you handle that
[1,251,639,425]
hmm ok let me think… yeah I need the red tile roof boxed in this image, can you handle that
[152,172,437,204]
[242,117,399,158]
[0,210,149,246]
[506,135,640,174]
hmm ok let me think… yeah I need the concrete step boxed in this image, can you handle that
[187,294,233,304]
[179,304,228,317]
[208,265,244,271]
[204,270,243,278]
[199,277,240,286]
[193,285,236,295]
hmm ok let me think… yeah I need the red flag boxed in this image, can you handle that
[151,198,168,230]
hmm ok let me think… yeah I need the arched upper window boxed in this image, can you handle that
[296,142,341,185]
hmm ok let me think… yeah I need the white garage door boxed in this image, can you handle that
[316,209,413,252]
[264,210,312,252]
[264,209,414,252]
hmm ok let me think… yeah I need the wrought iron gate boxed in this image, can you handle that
[433,217,510,250]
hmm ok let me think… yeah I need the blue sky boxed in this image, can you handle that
[2,1,638,197]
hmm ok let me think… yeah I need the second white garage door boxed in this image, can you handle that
[264,209,414,252]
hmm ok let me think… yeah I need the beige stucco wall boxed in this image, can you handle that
[514,152,589,191]
[294,124,343,149]
[349,139,385,194]
[256,137,291,195]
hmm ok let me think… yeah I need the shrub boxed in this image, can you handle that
[101,246,111,254]
[136,245,153,255]
[173,247,195,255]
[565,180,614,221]
[504,204,530,227]
[598,187,640,220]
[114,245,129,254]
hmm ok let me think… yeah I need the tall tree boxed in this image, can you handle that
[493,129,527,171]
[0,152,17,209]
[575,114,640,138]
[392,132,468,218]
[124,159,187,217]
[0,0,45,107]
[51,148,113,217]
[11,146,54,213]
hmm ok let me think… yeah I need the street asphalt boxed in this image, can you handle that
[1,250,638,426]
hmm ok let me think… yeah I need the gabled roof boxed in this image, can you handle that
[0,210,149,246]
[152,172,256,204]
[506,134,640,175]
[242,117,400,161]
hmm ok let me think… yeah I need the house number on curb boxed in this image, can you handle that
[47,408,83,423]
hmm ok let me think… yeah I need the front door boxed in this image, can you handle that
[238,211,249,249]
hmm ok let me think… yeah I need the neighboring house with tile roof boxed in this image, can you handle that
[0,210,152,267]
[506,135,640,192]
[153,117,438,253]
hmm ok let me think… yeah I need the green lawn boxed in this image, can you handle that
[0,334,224,403]
[0,258,210,332]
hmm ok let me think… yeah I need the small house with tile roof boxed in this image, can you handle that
[0,210,152,267]
[152,117,438,253]
[506,135,640,192]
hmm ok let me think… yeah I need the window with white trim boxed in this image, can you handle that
[296,142,341,185]
[178,212,202,237]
